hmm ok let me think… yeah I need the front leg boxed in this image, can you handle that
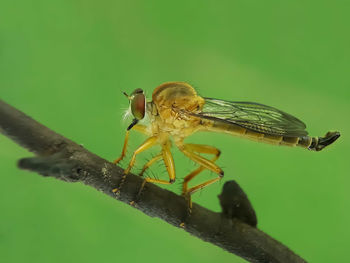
[124,136,158,174]
[113,124,150,164]
[113,130,130,164]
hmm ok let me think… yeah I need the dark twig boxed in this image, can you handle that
[0,100,306,263]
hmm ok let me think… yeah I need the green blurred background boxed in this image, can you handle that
[1,1,349,262]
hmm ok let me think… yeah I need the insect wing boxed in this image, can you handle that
[195,98,308,137]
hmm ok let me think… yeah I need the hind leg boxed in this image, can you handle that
[176,142,223,210]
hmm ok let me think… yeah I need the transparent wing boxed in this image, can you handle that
[194,98,308,137]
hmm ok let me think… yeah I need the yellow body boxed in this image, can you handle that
[149,82,314,149]
[114,81,339,207]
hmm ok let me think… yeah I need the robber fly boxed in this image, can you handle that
[114,82,340,206]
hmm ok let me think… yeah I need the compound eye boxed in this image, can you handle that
[131,88,143,95]
[130,93,145,120]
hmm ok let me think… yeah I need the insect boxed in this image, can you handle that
[114,82,340,207]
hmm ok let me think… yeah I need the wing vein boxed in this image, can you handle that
[194,98,308,137]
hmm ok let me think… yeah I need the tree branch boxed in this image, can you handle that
[0,100,306,263]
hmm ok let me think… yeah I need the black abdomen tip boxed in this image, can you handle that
[315,131,341,151]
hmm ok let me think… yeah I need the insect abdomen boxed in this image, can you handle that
[256,132,340,151]
[245,132,340,151]
[204,120,340,151]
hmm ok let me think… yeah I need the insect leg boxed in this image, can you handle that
[161,140,176,183]
[132,124,150,135]
[135,142,175,202]
[124,136,158,174]
[113,130,130,164]
[176,142,223,209]
[182,144,221,195]
[186,175,223,195]
[113,124,149,164]
[139,140,176,184]
[139,153,163,177]
[176,142,223,175]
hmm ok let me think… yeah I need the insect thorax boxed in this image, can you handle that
[152,82,204,119]
[146,82,205,139]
